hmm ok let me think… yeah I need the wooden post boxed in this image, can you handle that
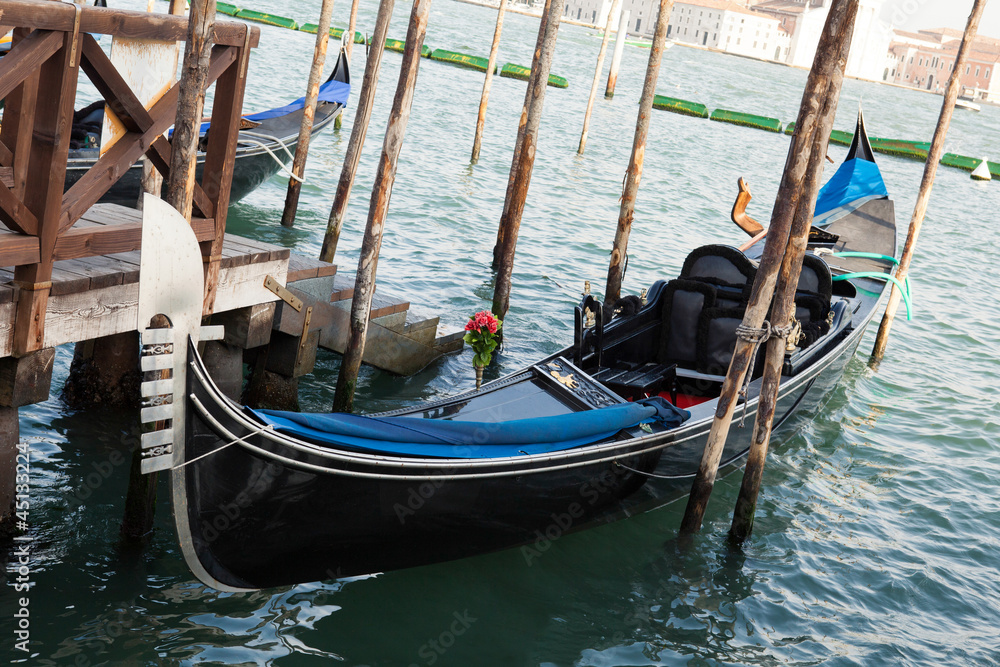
[870,0,985,365]
[490,0,562,321]
[13,26,80,356]
[332,0,431,413]
[578,0,621,154]
[678,0,859,536]
[164,0,216,222]
[729,22,855,543]
[319,0,396,264]
[492,0,555,269]
[604,0,672,304]
[280,0,336,227]
[334,0,361,131]
[605,8,628,99]
[471,0,507,163]
[345,0,361,60]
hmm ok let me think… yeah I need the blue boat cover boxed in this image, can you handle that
[243,78,351,122]
[251,397,690,459]
[192,77,351,134]
[814,157,888,217]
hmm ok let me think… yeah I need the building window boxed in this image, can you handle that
[696,30,699,37]
[714,33,717,40]
[987,68,991,78]
[636,18,641,31]
[909,56,913,64]
[918,57,923,66]
[737,38,741,45]
[754,40,757,48]
[966,64,970,74]
[976,66,980,76]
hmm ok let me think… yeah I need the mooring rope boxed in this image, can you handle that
[734,320,796,426]
[236,132,304,183]
[171,424,274,471]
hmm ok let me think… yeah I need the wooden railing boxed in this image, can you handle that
[0,0,260,354]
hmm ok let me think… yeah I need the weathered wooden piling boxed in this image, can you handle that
[320,0,396,263]
[870,0,985,365]
[332,0,432,413]
[729,11,856,543]
[492,0,556,270]
[165,0,217,222]
[345,0,361,59]
[678,0,859,536]
[280,0,336,228]
[491,0,562,321]
[471,0,507,163]
[604,0,672,304]
[334,0,362,131]
[605,9,629,99]
[578,0,621,154]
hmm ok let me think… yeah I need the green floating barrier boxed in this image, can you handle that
[989,161,1000,179]
[652,94,708,118]
[710,109,782,133]
[499,63,568,88]
[385,38,433,58]
[217,2,240,16]
[300,23,367,44]
[940,153,980,171]
[783,122,854,146]
[869,137,929,161]
[235,8,298,30]
[431,49,494,73]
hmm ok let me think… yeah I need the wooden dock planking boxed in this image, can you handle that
[0,204,286,357]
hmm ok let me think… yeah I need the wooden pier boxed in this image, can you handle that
[0,1,461,533]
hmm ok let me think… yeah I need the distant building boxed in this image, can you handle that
[558,0,890,81]
[887,29,1000,99]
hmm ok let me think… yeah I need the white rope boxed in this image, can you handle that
[236,132,305,183]
[171,424,274,471]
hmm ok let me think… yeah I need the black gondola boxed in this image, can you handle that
[140,112,898,592]
[65,41,351,207]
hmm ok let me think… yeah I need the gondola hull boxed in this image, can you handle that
[182,300,867,590]
[141,111,897,592]
[64,46,350,207]
[64,107,341,207]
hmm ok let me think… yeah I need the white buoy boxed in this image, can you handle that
[971,157,992,181]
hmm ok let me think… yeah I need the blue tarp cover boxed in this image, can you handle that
[192,77,351,134]
[252,397,690,459]
[814,158,888,217]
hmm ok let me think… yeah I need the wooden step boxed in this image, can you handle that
[286,253,337,283]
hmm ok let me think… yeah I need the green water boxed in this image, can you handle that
[4,0,1000,664]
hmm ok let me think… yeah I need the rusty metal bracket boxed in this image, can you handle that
[300,306,313,350]
[263,275,303,312]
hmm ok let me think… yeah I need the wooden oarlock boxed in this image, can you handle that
[280,0,336,228]
[870,0,986,366]
[471,0,508,163]
[332,0,432,413]
[491,0,562,322]
[578,0,621,155]
[320,0,396,263]
[678,0,860,537]
[604,0,673,305]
